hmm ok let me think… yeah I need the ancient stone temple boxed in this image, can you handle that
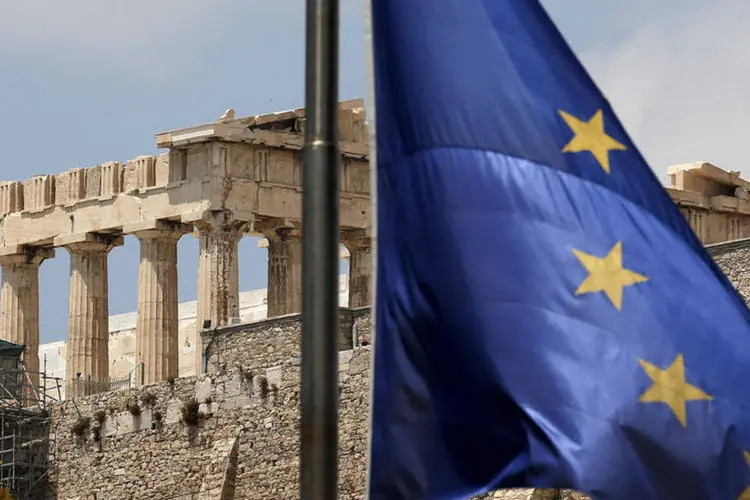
[0,100,370,398]
[667,161,750,243]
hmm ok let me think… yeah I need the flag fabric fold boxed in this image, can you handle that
[367,1,750,499]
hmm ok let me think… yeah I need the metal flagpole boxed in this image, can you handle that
[300,0,340,497]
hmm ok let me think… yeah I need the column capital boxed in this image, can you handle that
[127,220,190,241]
[55,232,124,253]
[342,228,372,249]
[262,225,302,241]
[254,217,300,236]
[122,219,192,239]
[193,210,248,233]
[0,246,54,267]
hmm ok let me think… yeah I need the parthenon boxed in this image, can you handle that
[0,99,370,398]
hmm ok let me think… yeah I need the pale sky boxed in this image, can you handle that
[0,1,747,343]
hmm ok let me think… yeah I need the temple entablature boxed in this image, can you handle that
[0,98,369,251]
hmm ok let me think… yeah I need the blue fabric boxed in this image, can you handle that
[367,1,750,499]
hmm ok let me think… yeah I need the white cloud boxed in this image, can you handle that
[574,0,750,183]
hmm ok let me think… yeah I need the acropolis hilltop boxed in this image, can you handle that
[0,101,748,498]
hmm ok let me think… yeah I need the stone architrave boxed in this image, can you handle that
[195,211,243,371]
[61,234,123,397]
[343,236,372,308]
[133,223,185,385]
[0,246,54,389]
[264,227,302,317]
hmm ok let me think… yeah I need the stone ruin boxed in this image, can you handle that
[667,161,750,243]
[0,99,370,400]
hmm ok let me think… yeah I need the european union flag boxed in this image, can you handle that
[367,1,750,499]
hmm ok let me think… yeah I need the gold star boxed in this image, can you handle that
[740,452,750,499]
[638,354,712,427]
[572,241,648,310]
[559,109,627,173]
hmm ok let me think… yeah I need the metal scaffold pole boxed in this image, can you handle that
[300,0,340,498]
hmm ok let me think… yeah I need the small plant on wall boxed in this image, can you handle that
[141,392,157,407]
[127,401,141,417]
[151,410,164,431]
[181,398,200,426]
[93,409,107,426]
[259,376,270,401]
[239,366,254,385]
[71,416,90,439]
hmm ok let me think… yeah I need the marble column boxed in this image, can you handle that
[135,227,182,385]
[0,247,54,390]
[65,236,122,397]
[265,228,302,317]
[344,237,372,308]
[195,211,242,371]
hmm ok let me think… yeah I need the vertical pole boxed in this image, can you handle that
[300,0,340,497]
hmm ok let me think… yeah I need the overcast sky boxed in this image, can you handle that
[0,1,747,343]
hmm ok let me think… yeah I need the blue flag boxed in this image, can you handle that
[367,1,750,499]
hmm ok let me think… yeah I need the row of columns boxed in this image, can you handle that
[0,212,372,398]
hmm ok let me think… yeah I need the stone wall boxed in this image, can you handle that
[203,307,369,375]
[48,345,371,499]
[708,238,750,301]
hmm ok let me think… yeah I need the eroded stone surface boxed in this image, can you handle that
[49,312,372,499]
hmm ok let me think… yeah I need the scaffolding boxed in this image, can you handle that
[0,340,62,500]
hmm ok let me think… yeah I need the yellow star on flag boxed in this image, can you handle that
[638,354,712,427]
[572,241,647,310]
[739,451,750,500]
[559,109,627,173]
